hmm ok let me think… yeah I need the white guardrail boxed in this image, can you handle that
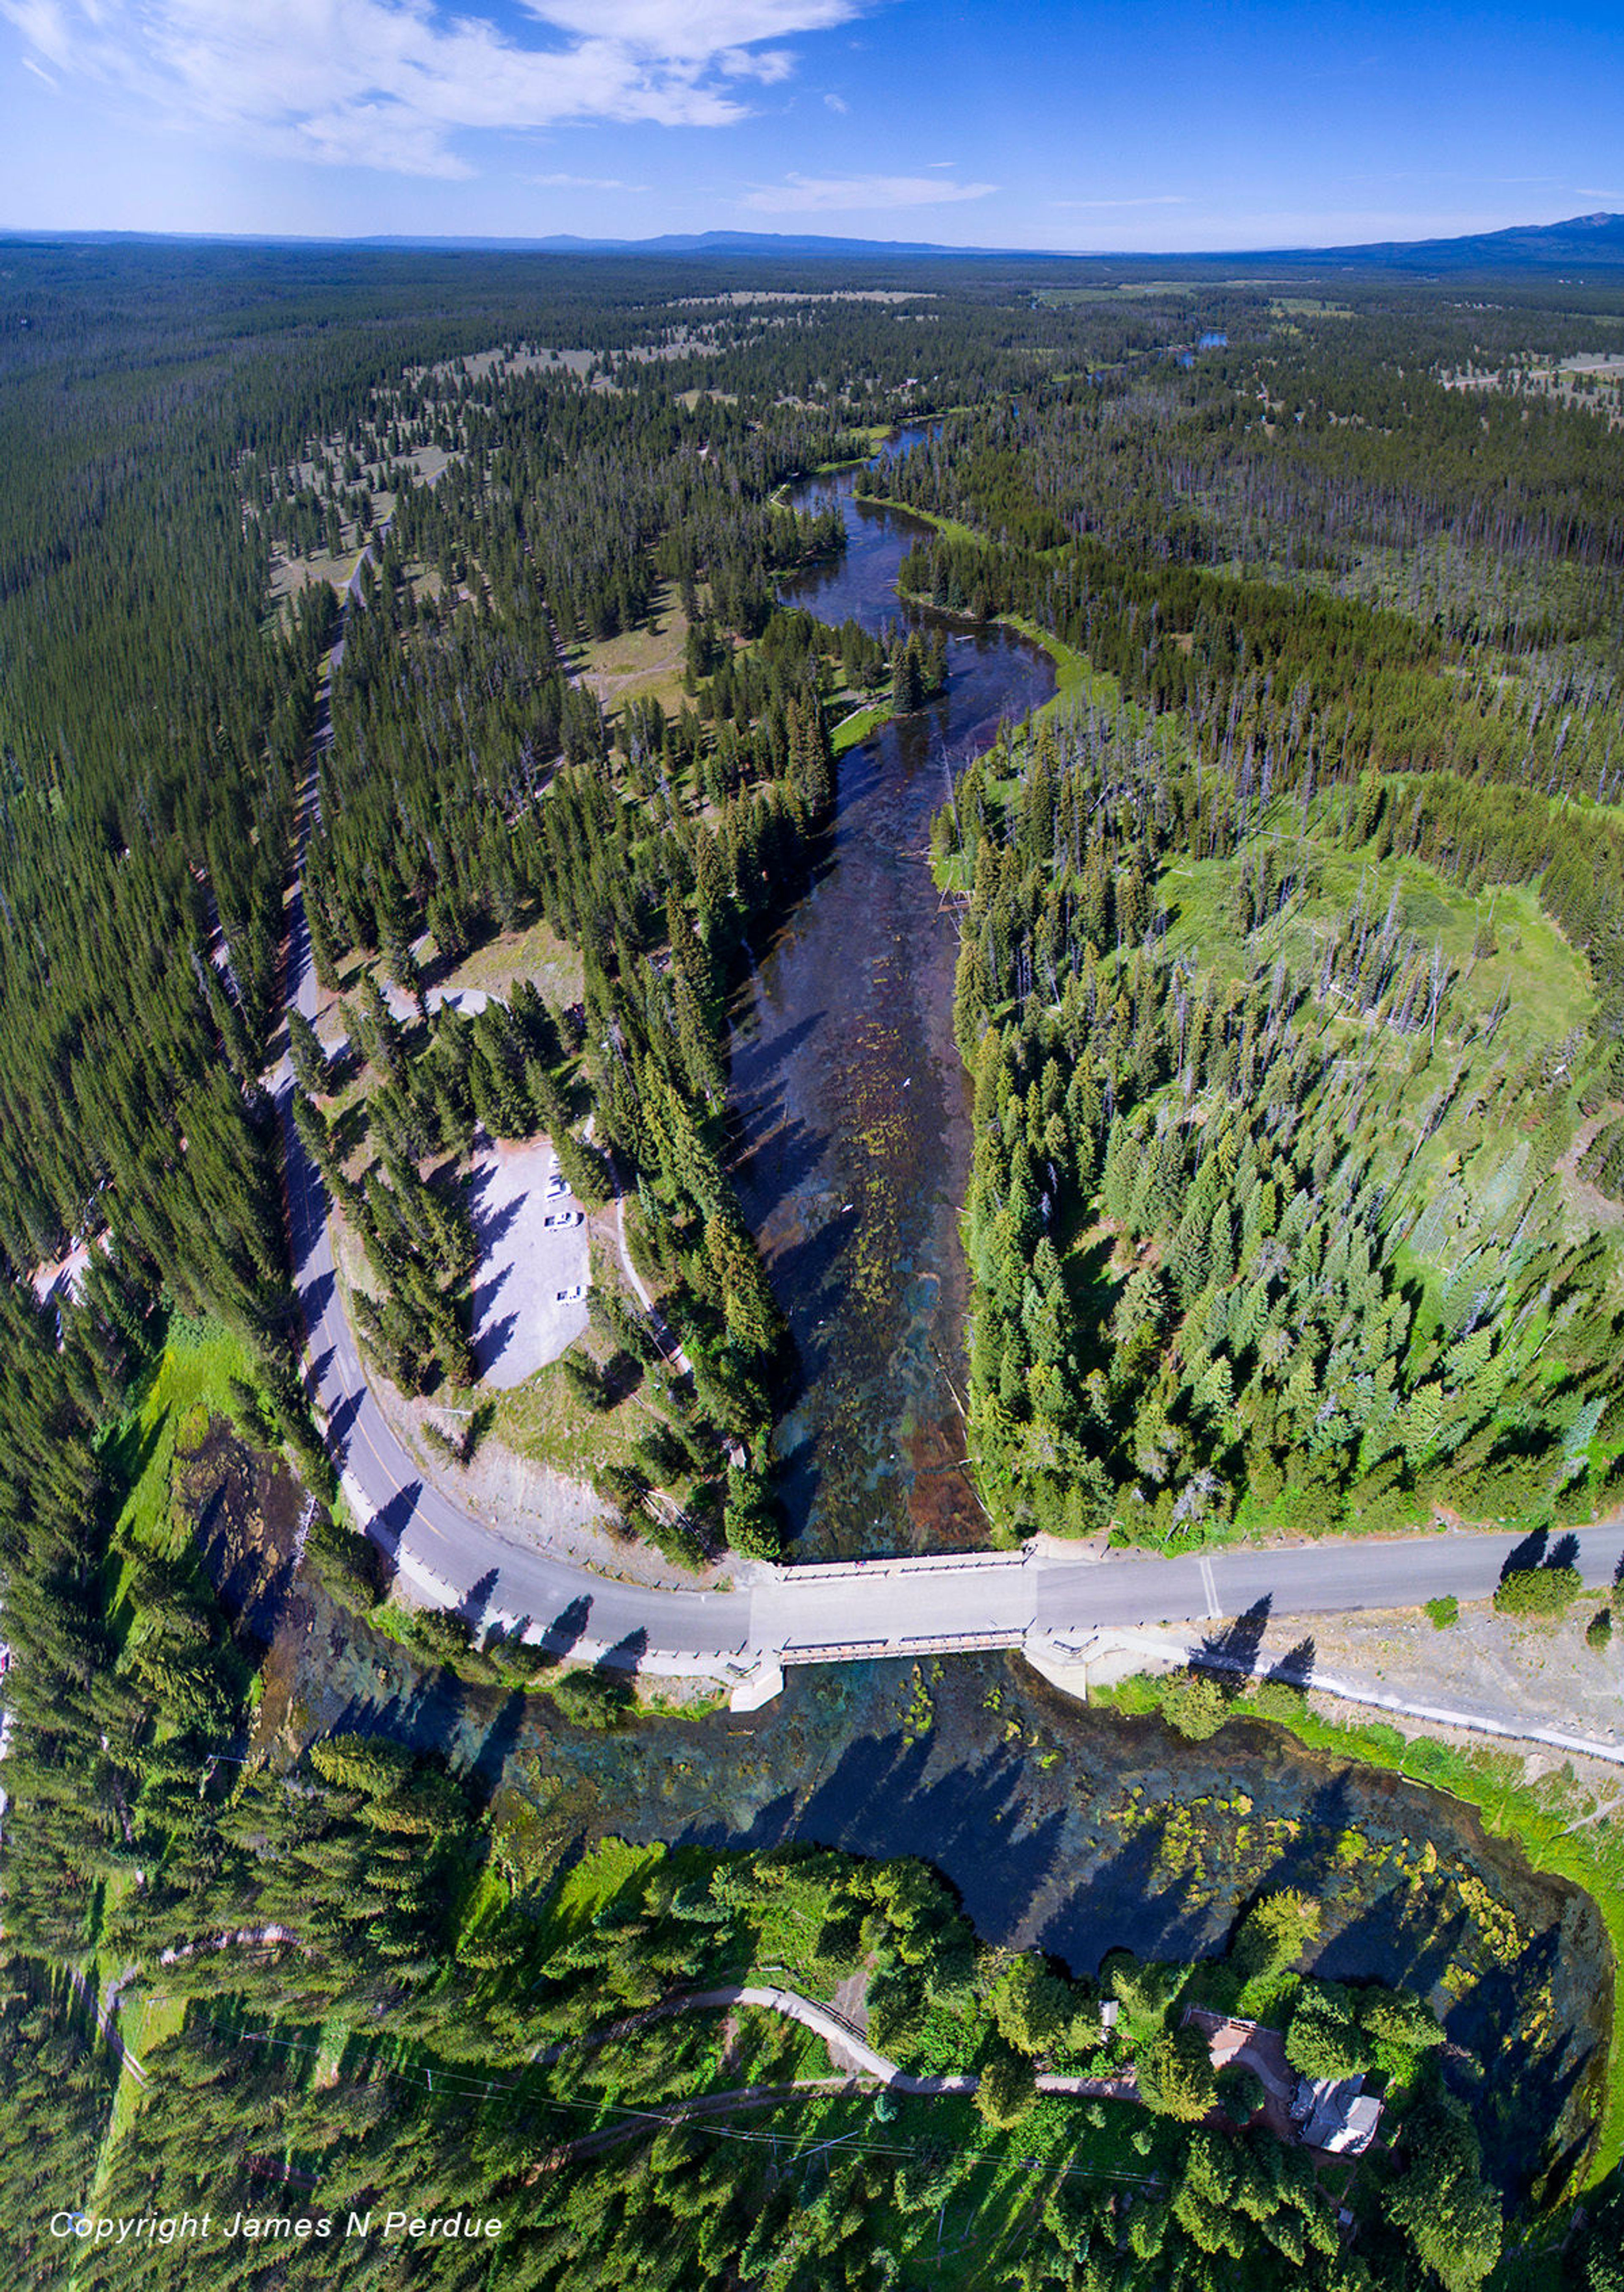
[782,1629,1026,1665]
[777,1550,1029,1583]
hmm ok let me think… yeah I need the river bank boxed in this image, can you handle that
[266,1559,1613,2204]
[853,484,1111,728]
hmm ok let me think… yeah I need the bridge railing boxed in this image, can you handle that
[775,1550,1029,1584]
[782,1629,1026,1665]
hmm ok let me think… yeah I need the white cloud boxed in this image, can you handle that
[823,90,848,112]
[529,171,649,191]
[1049,195,1189,209]
[19,49,56,85]
[521,1,856,55]
[1,0,870,176]
[745,171,997,212]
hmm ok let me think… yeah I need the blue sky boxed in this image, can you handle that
[2,0,1621,250]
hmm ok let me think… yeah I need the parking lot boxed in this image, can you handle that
[467,1138,589,1387]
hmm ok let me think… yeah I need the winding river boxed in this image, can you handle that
[732,429,1054,1559]
[270,432,1610,2195]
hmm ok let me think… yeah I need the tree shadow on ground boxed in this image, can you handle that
[541,1594,594,1658]
[1199,1598,1273,1692]
[673,1721,1068,1958]
[1266,1636,1317,1689]
[464,1164,529,1254]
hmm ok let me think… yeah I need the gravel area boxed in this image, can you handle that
[468,1138,589,1388]
[1302,1591,1624,1748]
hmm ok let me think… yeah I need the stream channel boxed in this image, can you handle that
[277,431,1610,2190]
[733,424,1051,1560]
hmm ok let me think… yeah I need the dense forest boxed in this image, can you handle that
[3,235,1624,2286]
[939,718,1624,1544]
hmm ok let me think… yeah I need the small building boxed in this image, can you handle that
[1293,2073,1383,2155]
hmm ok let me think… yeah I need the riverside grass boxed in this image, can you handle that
[1097,1668,1624,2185]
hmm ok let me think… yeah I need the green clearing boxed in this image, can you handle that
[1270,297,1358,318]
[491,1322,663,1485]
[1156,827,1598,1298]
[431,912,584,1009]
[1160,835,1592,1049]
[103,1992,187,2157]
[830,697,894,754]
[943,710,1622,1548]
[1034,283,1197,304]
[1008,610,1122,727]
[540,1837,669,1953]
[576,579,694,723]
[103,1316,259,1583]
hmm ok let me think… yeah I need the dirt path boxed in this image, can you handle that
[535,1978,1138,2103]
[69,1965,148,2091]
[613,1190,692,1375]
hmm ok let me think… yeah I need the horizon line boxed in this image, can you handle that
[1,209,1621,266]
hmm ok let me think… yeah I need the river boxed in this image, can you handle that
[277,1592,1608,2194]
[269,431,1608,2195]
[732,428,1054,1560]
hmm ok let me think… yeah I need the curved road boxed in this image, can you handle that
[281,561,1624,1682]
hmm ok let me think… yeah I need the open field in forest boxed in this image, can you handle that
[494,1350,654,1475]
[946,712,1624,1551]
[1034,283,1196,303]
[1159,834,1593,1056]
[104,1318,259,1575]
[431,913,584,1009]
[576,580,693,720]
[266,442,452,599]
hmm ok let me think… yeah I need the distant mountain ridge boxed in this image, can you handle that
[353,229,1023,256]
[1300,209,1624,272]
[351,213,1624,272]
[8,213,1624,272]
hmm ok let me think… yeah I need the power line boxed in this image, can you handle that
[136,2006,1162,2194]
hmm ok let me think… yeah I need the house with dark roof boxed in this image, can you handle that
[1292,2072,1384,2155]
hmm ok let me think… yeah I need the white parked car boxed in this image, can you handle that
[555,1283,587,1303]
[543,1209,583,1230]
[545,1173,570,1198]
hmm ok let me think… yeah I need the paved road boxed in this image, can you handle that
[542,1981,1133,2102]
[283,563,1624,1682]
[280,871,759,1673]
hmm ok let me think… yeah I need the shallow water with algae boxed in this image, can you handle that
[280,1589,1608,2193]
[731,430,1054,1561]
